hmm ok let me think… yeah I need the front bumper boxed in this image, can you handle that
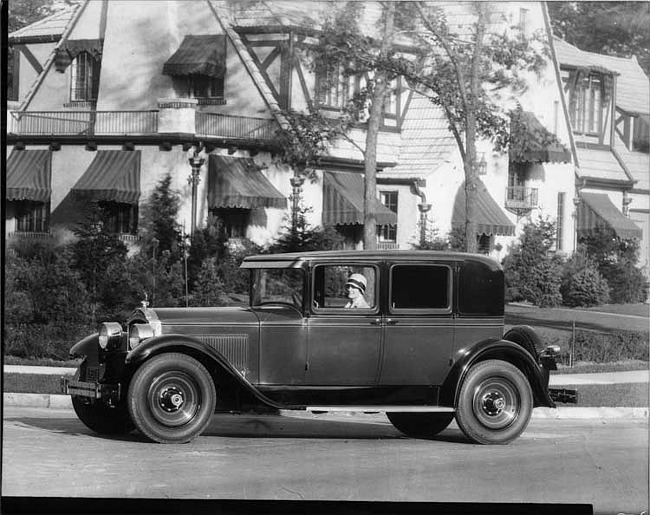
[63,378,122,404]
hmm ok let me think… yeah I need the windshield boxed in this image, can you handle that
[251,268,304,309]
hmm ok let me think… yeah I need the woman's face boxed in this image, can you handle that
[347,286,361,299]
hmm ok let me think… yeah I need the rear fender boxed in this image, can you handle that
[441,339,555,409]
[125,334,285,410]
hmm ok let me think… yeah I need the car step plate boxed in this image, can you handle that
[306,406,455,413]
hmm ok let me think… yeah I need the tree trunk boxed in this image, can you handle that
[363,2,395,250]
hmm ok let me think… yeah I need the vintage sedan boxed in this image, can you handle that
[65,250,576,444]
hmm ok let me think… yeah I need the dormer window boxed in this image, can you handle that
[570,74,603,135]
[71,51,101,102]
[163,35,227,105]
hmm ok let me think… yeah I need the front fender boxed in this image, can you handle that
[441,339,555,409]
[69,333,99,358]
[125,334,286,410]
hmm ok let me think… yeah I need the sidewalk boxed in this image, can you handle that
[3,365,648,419]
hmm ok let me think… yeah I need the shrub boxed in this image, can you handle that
[561,252,610,307]
[572,329,649,363]
[503,216,562,306]
[578,229,646,304]
[192,258,227,307]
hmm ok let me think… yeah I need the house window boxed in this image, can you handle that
[316,63,360,109]
[98,202,138,235]
[15,201,50,233]
[70,51,100,102]
[556,192,565,251]
[190,74,224,100]
[211,208,250,239]
[378,191,398,242]
[477,234,492,255]
[570,74,603,135]
[7,46,19,101]
[633,116,649,153]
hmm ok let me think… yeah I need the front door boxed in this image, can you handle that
[306,264,382,385]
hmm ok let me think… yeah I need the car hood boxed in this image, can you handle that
[132,306,260,327]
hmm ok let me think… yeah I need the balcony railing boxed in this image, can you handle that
[505,186,538,210]
[195,112,276,140]
[8,111,158,136]
[8,110,277,141]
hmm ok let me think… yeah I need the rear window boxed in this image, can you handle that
[458,261,504,316]
[390,265,451,311]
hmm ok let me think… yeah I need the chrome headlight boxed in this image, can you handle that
[98,322,123,350]
[129,323,155,349]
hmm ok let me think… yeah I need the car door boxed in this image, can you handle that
[378,263,455,386]
[305,264,382,385]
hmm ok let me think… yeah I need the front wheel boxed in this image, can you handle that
[387,412,454,438]
[455,360,532,445]
[127,353,216,444]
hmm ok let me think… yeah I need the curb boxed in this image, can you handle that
[4,393,648,419]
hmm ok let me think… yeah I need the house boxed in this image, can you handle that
[553,37,647,269]
[6,0,575,259]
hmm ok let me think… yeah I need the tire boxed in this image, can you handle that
[127,353,216,444]
[455,360,532,445]
[71,360,135,435]
[387,412,454,438]
[503,325,544,360]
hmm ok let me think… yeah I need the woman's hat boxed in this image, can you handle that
[346,273,367,294]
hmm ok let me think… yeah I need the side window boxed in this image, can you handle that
[390,265,450,311]
[313,265,377,311]
[458,261,504,316]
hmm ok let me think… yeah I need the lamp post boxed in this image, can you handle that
[418,203,432,246]
[290,174,305,231]
[188,153,205,236]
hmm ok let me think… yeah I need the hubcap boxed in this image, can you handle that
[147,371,201,428]
[472,378,519,430]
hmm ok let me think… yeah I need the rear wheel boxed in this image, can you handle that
[71,360,134,435]
[127,353,216,444]
[387,412,454,438]
[455,360,532,445]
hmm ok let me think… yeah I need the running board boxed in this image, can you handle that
[306,406,455,413]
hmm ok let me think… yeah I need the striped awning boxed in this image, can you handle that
[577,192,642,240]
[72,150,141,204]
[322,171,397,226]
[6,150,52,202]
[509,110,571,164]
[208,155,287,209]
[452,180,515,236]
[162,35,226,78]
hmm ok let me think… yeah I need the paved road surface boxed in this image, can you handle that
[2,407,647,515]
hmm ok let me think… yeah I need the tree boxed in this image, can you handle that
[8,0,79,33]
[548,2,650,76]
[286,2,546,251]
[401,2,547,252]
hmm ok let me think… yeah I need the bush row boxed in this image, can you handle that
[571,329,649,364]
[504,218,647,307]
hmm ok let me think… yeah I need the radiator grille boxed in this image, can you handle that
[198,334,249,374]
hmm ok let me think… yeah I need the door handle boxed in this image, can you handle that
[370,318,382,325]
[386,318,398,325]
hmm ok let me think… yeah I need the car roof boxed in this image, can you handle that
[241,250,502,270]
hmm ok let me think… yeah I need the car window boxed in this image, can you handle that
[390,264,451,311]
[313,265,377,310]
[458,261,504,316]
[251,268,304,309]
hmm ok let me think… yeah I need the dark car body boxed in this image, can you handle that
[66,250,576,444]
